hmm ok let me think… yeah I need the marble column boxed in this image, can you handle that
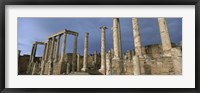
[99,26,107,75]
[54,35,61,63]
[72,35,78,72]
[77,53,80,72]
[132,18,143,58]
[81,32,89,72]
[48,37,55,75]
[158,18,172,57]
[133,55,141,75]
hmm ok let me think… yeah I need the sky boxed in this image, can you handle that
[18,18,182,57]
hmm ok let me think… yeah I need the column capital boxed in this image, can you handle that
[100,26,107,30]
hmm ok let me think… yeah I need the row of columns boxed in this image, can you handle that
[40,30,78,75]
[97,18,172,75]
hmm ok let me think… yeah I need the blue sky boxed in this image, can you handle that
[18,18,182,57]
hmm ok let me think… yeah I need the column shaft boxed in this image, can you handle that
[99,26,107,74]
[72,35,78,72]
[158,18,172,56]
[54,35,61,63]
[48,37,55,75]
[132,18,142,57]
[81,32,89,71]
[113,18,120,59]
[60,32,67,63]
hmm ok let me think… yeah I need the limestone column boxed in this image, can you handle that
[77,53,80,72]
[81,32,89,71]
[113,18,120,59]
[48,37,55,75]
[72,35,78,72]
[111,18,123,75]
[40,42,47,75]
[158,18,172,57]
[93,51,97,69]
[106,51,111,75]
[132,18,143,58]
[99,26,107,75]
[133,55,141,75]
[59,32,67,63]
[117,19,122,58]
[54,35,61,63]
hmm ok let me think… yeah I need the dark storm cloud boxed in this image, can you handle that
[18,18,182,56]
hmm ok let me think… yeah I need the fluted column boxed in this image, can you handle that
[158,18,172,57]
[81,32,89,71]
[132,18,143,58]
[48,37,55,75]
[54,35,61,63]
[72,35,78,72]
[99,26,107,75]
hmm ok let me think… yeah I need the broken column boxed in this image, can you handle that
[111,18,123,75]
[81,32,89,72]
[99,26,107,75]
[132,18,143,58]
[158,18,172,57]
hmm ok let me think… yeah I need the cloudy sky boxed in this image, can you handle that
[18,18,182,57]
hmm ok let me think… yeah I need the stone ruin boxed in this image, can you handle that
[18,18,182,75]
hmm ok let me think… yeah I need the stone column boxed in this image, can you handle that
[72,35,78,72]
[99,26,107,75]
[133,55,141,75]
[111,18,123,75]
[106,51,111,75]
[113,18,120,59]
[93,51,97,69]
[48,37,55,75]
[40,42,47,75]
[81,32,89,71]
[77,53,80,72]
[27,43,37,74]
[59,32,67,63]
[158,18,172,57]
[117,19,122,58]
[54,35,61,63]
[132,18,143,58]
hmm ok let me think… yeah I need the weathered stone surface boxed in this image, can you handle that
[171,48,182,75]
[133,55,141,75]
[99,26,107,75]
[81,32,89,72]
[158,18,172,57]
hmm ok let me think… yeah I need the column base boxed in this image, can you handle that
[99,68,106,75]
[53,62,67,75]
[111,58,124,75]
[81,67,88,72]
